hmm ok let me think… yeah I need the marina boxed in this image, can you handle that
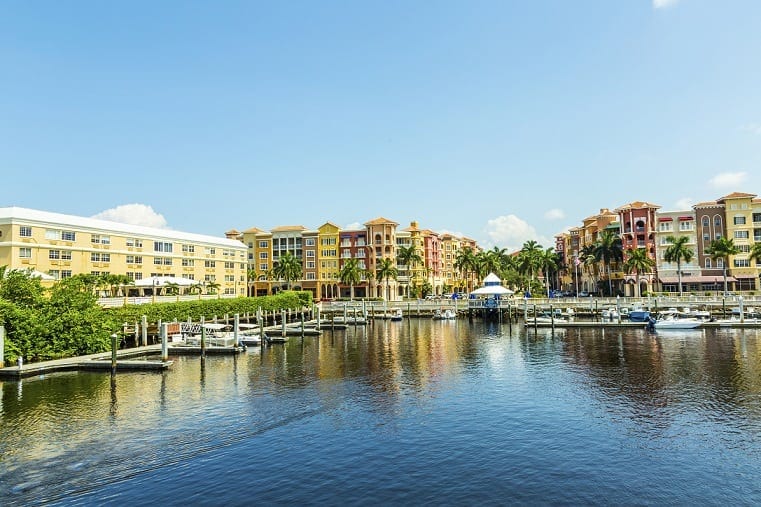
[2,320,761,505]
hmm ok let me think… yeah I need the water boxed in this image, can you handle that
[2,320,761,505]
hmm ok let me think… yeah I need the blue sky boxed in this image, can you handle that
[2,0,760,251]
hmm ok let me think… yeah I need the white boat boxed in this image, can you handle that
[432,309,457,320]
[184,323,237,347]
[679,307,711,320]
[652,315,702,330]
[390,309,403,321]
[601,307,619,321]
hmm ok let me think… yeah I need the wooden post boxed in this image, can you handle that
[343,304,347,322]
[234,313,240,347]
[111,333,118,375]
[141,315,148,347]
[281,310,286,338]
[157,318,162,345]
[550,304,554,331]
[533,304,537,330]
[316,306,321,328]
[301,312,305,339]
[161,323,168,361]
[200,316,206,355]
[134,321,139,347]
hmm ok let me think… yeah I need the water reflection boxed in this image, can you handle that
[1,322,761,505]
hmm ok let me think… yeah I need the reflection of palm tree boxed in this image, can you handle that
[706,238,739,296]
[376,258,398,301]
[663,236,693,296]
[623,248,655,298]
[339,258,362,300]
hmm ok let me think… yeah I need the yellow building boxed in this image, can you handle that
[718,192,759,290]
[364,217,399,300]
[317,222,340,300]
[240,227,272,296]
[0,206,247,296]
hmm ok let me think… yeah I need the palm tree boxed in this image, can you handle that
[454,247,478,291]
[205,280,220,295]
[623,248,655,298]
[538,248,560,297]
[397,245,423,298]
[272,251,302,291]
[750,242,761,270]
[164,282,181,296]
[246,268,257,297]
[375,257,398,301]
[580,244,598,293]
[339,258,362,300]
[593,231,623,296]
[518,240,542,282]
[706,237,739,296]
[663,236,694,296]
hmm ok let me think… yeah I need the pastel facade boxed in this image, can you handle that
[0,207,247,295]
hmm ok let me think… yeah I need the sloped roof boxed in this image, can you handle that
[364,217,399,226]
[692,200,722,208]
[271,225,307,233]
[242,226,266,234]
[614,201,661,212]
[717,192,757,202]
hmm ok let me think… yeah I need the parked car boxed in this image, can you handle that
[578,291,591,297]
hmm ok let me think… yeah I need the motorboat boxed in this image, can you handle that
[679,307,711,320]
[651,314,702,330]
[601,307,619,321]
[433,309,457,320]
[628,308,650,322]
[390,309,403,321]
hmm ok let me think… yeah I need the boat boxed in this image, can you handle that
[390,309,403,321]
[183,323,238,347]
[527,312,573,325]
[651,313,703,330]
[265,334,289,344]
[432,309,457,320]
[628,308,650,322]
[679,307,711,320]
[601,307,619,321]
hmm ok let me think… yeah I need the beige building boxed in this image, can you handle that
[0,206,247,296]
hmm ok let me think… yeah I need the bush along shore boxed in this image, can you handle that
[0,271,312,365]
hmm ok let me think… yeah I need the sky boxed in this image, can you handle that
[2,0,760,252]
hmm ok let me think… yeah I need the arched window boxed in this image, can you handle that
[702,217,709,228]
[714,215,722,227]
[705,259,711,269]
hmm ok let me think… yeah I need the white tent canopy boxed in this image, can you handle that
[133,276,198,287]
[471,272,514,296]
[2,268,55,281]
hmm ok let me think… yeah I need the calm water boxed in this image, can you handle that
[2,320,761,506]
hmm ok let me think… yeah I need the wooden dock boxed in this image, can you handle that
[0,345,173,380]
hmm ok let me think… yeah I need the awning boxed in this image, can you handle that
[659,275,737,284]
[678,216,694,221]
[734,274,759,279]
[658,217,673,222]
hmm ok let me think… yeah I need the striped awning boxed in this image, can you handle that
[659,275,737,284]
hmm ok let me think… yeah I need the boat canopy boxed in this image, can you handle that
[471,273,514,296]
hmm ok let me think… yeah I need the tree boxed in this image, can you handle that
[205,280,220,295]
[706,237,739,296]
[0,267,46,309]
[539,248,560,297]
[750,242,761,270]
[339,258,362,300]
[454,247,478,291]
[623,248,655,298]
[272,252,302,291]
[246,269,257,297]
[593,231,623,296]
[375,258,398,301]
[663,236,694,296]
[396,245,423,298]
[517,241,542,283]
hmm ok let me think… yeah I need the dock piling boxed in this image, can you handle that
[161,324,168,361]
[111,333,118,375]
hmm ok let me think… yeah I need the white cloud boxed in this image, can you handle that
[484,215,552,252]
[741,123,761,135]
[438,228,466,238]
[92,204,169,228]
[343,222,363,230]
[544,208,565,220]
[674,197,694,210]
[653,0,680,8]
[708,172,748,189]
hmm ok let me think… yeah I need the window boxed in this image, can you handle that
[127,255,143,264]
[734,230,749,239]
[737,244,751,253]
[154,257,163,265]
[259,252,268,259]
[259,263,268,271]
[734,216,746,225]
[734,259,750,268]
[126,238,143,248]
[305,238,315,246]
[205,260,216,268]
[259,241,268,248]
[705,259,712,268]
[49,270,60,279]
[225,261,235,269]
[91,234,111,244]
[20,226,32,237]
[714,216,722,227]
[702,217,709,227]
[19,247,31,258]
[658,222,673,232]
[61,250,72,260]
[182,244,195,253]
[204,247,216,255]
[306,250,315,258]
[61,231,76,241]
[61,270,72,279]
[163,257,172,266]
[306,272,316,280]
[90,252,110,262]
[306,261,315,269]
[182,259,194,267]
[154,241,173,253]
[49,250,61,260]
